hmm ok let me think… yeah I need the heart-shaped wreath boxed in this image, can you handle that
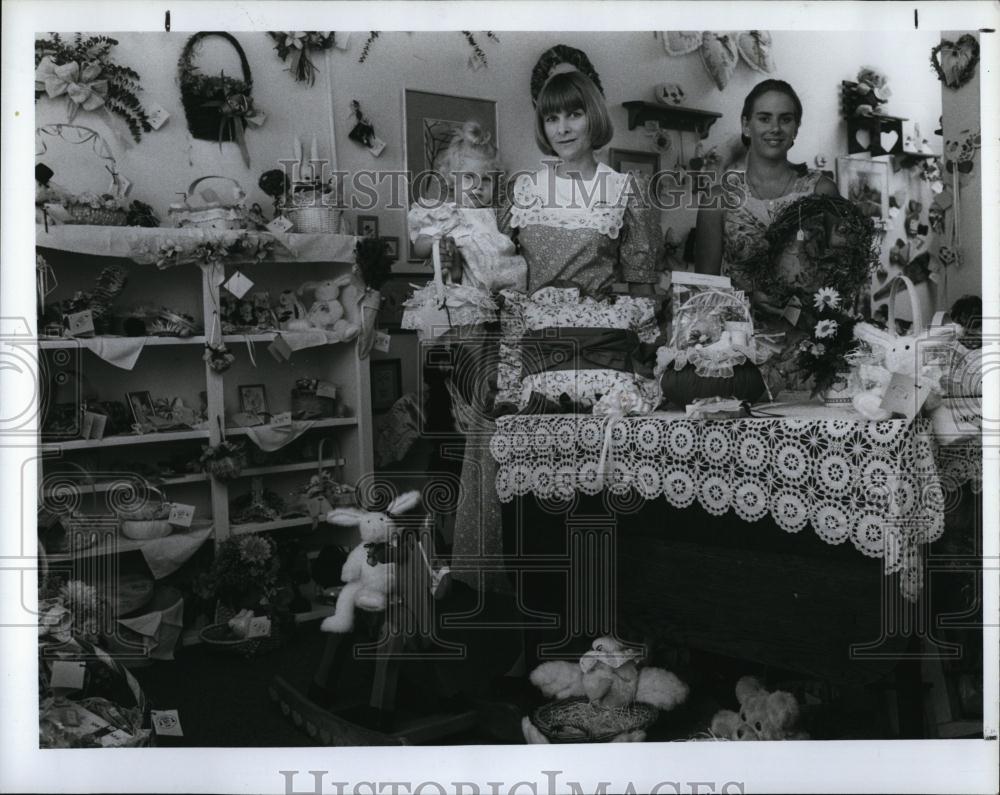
[930,34,980,89]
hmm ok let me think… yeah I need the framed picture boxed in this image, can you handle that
[381,236,400,260]
[609,148,660,180]
[238,384,270,417]
[370,359,403,412]
[125,390,155,426]
[403,88,498,265]
[357,215,379,240]
[837,156,890,224]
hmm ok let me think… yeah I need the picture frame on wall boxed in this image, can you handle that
[370,359,403,412]
[402,88,498,266]
[357,215,379,239]
[381,236,400,260]
[609,148,660,180]
[836,156,890,225]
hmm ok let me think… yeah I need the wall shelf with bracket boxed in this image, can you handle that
[622,101,722,139]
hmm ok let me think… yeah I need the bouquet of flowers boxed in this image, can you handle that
[198,440,246,481]
[794,286,862,396]
[268,32,337,85]
[200,534,281,611]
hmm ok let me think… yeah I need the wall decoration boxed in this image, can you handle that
[381,237,400,260]
[837,157,889,224]
[930,34,980,89]
[34,33,152,142]
[659,31,775,90]
[370,359,403,412]
[359,31,498,69]
[268,32,336,85]
[403,89,498,260]
[531,45,604,104]
[178,32,265,167]
[357,215,379,239]
[609,148,659,180]
[348,100,385,157]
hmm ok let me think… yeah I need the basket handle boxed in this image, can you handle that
[186,175,246,204]
[887,274,924,336]
[180,32,253,88]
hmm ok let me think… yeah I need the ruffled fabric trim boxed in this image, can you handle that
[503,287,660,344]
[508,169,629,238]
[519,369,661,409]
[401,283,497,339]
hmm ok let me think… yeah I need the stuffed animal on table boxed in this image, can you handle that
[319,490,421,634]
[522,636,689,743]
[710,675,809,740]
[297,279,361,341]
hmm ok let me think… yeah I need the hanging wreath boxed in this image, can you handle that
[358,31,498,67]
[730,195,880,309]
[178,32,265,168]
[268,32,336,85]
[34,33,152,142]
[530,44,604,104]
[930,34,980,89]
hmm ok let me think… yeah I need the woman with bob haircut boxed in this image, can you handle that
[502,69,662,297]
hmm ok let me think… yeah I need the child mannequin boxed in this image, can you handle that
[402,121,527,339]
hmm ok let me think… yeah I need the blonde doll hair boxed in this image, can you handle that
[433,120,503,182]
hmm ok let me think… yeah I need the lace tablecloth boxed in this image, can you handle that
[491,403,960,600]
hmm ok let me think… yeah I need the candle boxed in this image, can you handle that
[293,137,303,182]
[310,136,320,181]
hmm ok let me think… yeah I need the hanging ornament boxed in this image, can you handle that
[736,31,775,74]
[930,34,980,89]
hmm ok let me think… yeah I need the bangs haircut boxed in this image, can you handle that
[533,71,613,156]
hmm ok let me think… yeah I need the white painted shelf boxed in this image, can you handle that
[46,521,213,562]
[238,459,347,478]
[226,417,357,437]
[41,471,208,497]
[44,428,210,451]
[229,516,319,535]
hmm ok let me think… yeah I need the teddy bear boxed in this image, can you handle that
[276,289,308,331]
[319,490,421,634]
[297,279,361,341]
[710,676,809,741]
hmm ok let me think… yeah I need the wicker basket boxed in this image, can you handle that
[120,519,173,541]
[531,697,659,743]
[65,204,128,226]
[169,176,247,230]
[199,605,285,659]
[283,205,342,234]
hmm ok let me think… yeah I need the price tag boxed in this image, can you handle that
[151,709,184,737]
[367,136,386,158]
[316,380,338,399]
[271,411,292,428]
[64,310,95,337]
[224,270,254,299]
[266,215,294,235]
[268,334,293,362]
[145,101,171,130]
[246,616,272,639]
[44,203,74,223]
[879,372,931,420]
[781,303,802,327]
[373,331,391,353]
[50,661,86,691]
[167,503,196,527]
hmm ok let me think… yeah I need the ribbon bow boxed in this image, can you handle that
[202,87,266,168]
[364,541,395,567]
[36,57,108,122]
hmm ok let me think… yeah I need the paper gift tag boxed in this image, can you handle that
[269,334,293,362]
[145,101,171,130]
[265,215,294,235]
[316,380,338,399]
[50,661,86,691]
[246,616,272,639]
[271,411,292,428]
[151,709,184,737]
[781,303,801,327]
[879,372,931,420]
[373,331,391,353]
[64,310,95,337]
[334,33,351,50]
[81,411,107,440]
[44,203,74,223]
[367,136,386,158]
[224,270,254,299]
[167,502,195,527]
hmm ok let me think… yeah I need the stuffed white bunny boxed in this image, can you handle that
[319,490,421,634]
